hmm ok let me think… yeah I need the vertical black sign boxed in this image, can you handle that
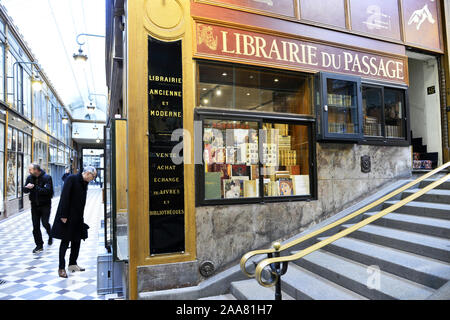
[148,36,185,255]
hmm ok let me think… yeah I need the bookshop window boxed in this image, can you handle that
[197,61,314,116]
[362,85,406,140]
[362,87,383,137]
[384,88,405,138]
[199,113,314,205]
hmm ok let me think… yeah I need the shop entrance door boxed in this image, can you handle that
[407,51,443,170]
[17,153,23,210]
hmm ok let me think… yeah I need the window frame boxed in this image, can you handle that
[316,72,364,141]
[195,108,317,207]
[360,83,410,147]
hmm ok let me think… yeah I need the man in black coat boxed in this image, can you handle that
[61,167,70,183]
[51,166,96,278]
[24,163,54,253]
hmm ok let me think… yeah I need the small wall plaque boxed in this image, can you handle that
[427,86,436,95]
[199,261,215,278]
[361,155,371,173]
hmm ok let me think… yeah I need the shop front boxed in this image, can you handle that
[106,0,449,299]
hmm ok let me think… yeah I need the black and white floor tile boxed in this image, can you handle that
[0,188,105,300]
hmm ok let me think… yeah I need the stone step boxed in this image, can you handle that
[341,224,450,263]
[383,201,450,220]
[293,250,435,300]
[363,211,450,239]
[318,236,450,289]
[281,263,367,300]
[230,279,295,300]
[198,294,237,300]
[420,179,450,190]
[401,188,450,205]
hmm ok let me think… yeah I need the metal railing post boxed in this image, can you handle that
[272,242,282,300]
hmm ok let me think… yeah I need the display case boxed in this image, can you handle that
[317,72,363,141]
[104,119,128,262]
[195,108,317,206]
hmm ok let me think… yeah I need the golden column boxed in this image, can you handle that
[126,0,196,300]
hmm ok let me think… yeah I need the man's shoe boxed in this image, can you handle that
[58,269,68,278]
[48,237,53,246]
[68,265,85,272]
[32,246,43,254]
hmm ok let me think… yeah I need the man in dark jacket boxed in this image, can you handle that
[24,163,54,254]
[51,166,96,278]
[61,167,70,183]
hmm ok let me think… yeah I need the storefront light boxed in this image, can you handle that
[93,125,99,133]
[73,47,88,63]
[62,116,69,125]
[74,131,80,137]
[86,102,96,114]
[96,138,101,143]
[215,88,222,96]
[203,98,209,105]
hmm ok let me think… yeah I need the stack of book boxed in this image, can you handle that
[279,149,297,166]
[328,122,346,133]
[386,125,400,138]
[364,116,381,136]
[278,135,291,150]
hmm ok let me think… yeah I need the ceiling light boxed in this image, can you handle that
[114,114,121,119]
[74,131,80,137]
[202,88,207,91]
[246,92,251,96]
[62,116,69,125]
[203,98,209,105]
[222,72,227,76]
[274,78,279,82]
[215,89,222,96]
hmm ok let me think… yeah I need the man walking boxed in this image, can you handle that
[51,166,96,278]
[24,164,54,254]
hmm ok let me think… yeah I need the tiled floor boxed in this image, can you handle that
[0,188,105,300]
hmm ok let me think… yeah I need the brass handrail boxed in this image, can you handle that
[254,172,450,288]
[240,161,450,278]
[240,162,450,278]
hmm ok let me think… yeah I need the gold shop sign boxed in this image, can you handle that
[195,23,409,85]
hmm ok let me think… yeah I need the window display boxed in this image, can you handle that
[199,114,313,204]
[325,78,359,135]
[7,151,16,200]
[362,87,383,137]
[203,119,259,200]
[261,123,310,197]
[384,88,405,138]
[317,72,362,141]
[362,85,406,140]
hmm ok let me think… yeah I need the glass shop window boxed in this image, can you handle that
[261,122,310,197]
[362,87,383,137]
[362,85,406,140]
[199,113,314,205]
[197,61,314,116]
[384,88,405,138]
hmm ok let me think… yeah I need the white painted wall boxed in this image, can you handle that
[408,57,442,165]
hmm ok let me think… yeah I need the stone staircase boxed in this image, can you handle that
[201,177,450,300]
